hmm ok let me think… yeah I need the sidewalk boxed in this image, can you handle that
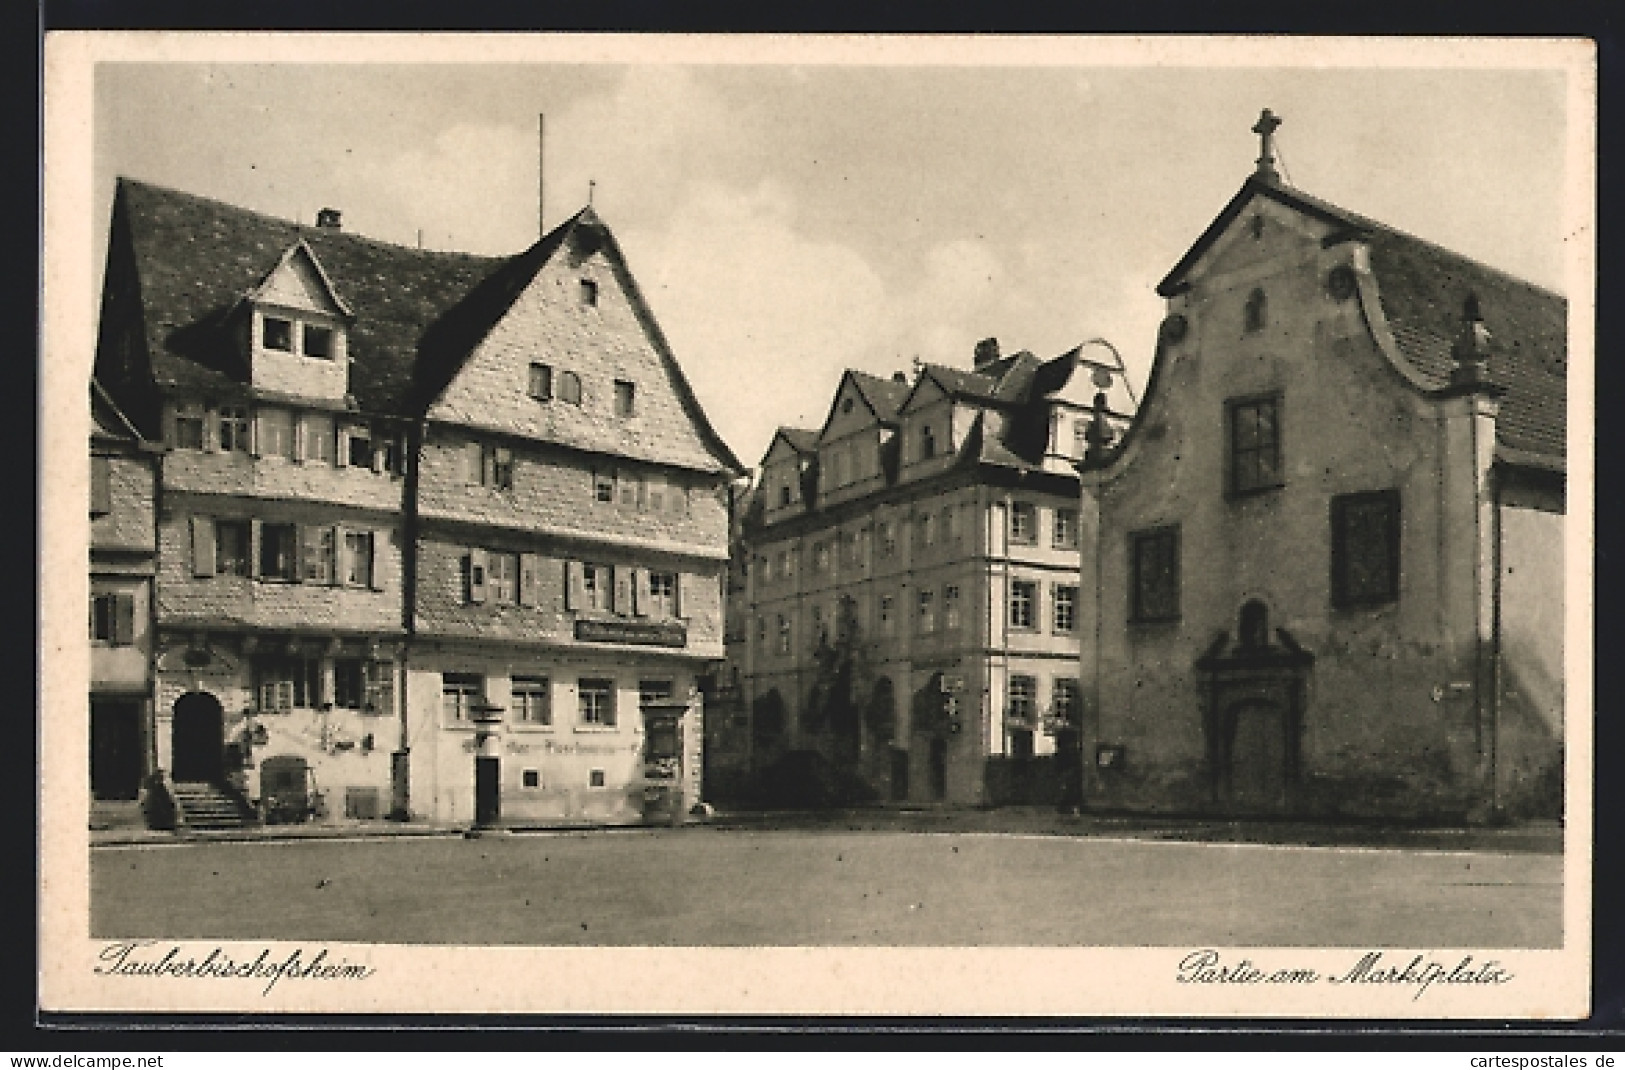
[90,805,1566,853]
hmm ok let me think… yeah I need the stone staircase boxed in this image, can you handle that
[171,781,258,831]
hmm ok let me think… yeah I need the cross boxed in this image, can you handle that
[588,179,596,206]
[1252,108,1282,182]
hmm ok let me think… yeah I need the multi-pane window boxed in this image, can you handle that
[943,585,962,631]
[1228,396,1282,495]
[218,406,251,453]
[512,676,551,725]
[1010,502,1037,545]
[593,470,615,502]
[301,526,336,584]
[302,412,336,464]
[647,571,678,617]
[529,362,554,401]
[1052,678,1081,727]
[880,521,896,558]
[616,471,641,508]
[174,403,205,450]
[879,596,896,638]
[257,408,295,460]
[582,564,611,612]
[1130,526,1181,622]
[259,523,300,581]
[1054,584,1078,633]
[1009,579,1037,629]
[579,678,615,727]
[614,379,636,417]
[262,316,293,351]
[303,324,333,359]
[1008,675,1037,724]
[487,552,519,605]
[917,590,935,634]
[442,673,482,724]
[215,520,251,576]
[474,444,515,490]
[258,656,322,712]
[1053,508,1079,549]
[344,531,375,588]
[777,615,792,655]
[1331,489,1401,608]
[88,593,135,645]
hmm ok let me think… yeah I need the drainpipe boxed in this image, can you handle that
[1489,466,1505,819]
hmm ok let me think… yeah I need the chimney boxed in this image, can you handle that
[973,337,1000,369]
[891,372,908,385]
[1450,294,1493,387]
[315,208,343,231]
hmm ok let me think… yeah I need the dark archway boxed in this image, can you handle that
[90,699,143,800]
[171,691,225,783]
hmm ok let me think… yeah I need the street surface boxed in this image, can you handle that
[91,827,1563,947]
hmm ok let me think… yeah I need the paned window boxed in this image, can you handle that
[487,552,519,605]
[442,673,482,724]
[582,563,611,612]
[1008,675,1037,724]
[512,676,551,725]
[879,595,896,637]
[259,523,299,581]
[1010,502,1037,545]
[920,424,936,460]
[259,656,323,712]
[218,406,251,453]
[880,522,896,558]
[777,615,792,655]
[215,519,251,577]
[1331,489,1401,607]
[1054,585,1078,633]
[302,412,335,464]
[301,526,336,585]
[1229,396,1282,495]
[256,408,295,460]
[1054,508,1079,549]
[1052,678,1081,727]
[943,585,962,631]
[1009,579,1036,629]
[1130,526,1181,622]
[593,470,615,502]
[343,531,375,588]
[174,403,205,450]
[88,593,135,646]
[579,678,616,727]
[333,659,365,709]
[917,589,935,634]
[647,571,678,618]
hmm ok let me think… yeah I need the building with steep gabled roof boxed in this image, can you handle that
[718,339,1136,807]
[1078,113,1567,822]
[93,177,741,830]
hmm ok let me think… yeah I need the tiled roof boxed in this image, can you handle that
[920,363,1000,404]
[1158,175,1566,471]
[113,178,502,415]
[91,378,144,445]
[776,427,820,454]
[848,371,910,423]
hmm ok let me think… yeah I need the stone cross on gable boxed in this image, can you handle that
[1253,108,1282,183]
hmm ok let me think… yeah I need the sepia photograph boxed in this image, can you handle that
[41,33,1593,1018]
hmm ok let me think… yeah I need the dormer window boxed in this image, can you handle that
[263,317,294,352]
[580,279,599,307]
[303,325,333,360]
[778,482,792,508]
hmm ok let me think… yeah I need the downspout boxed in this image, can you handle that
[399,418,425,760]
[1489,464,1505,820]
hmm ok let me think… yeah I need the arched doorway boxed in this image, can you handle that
[171,691,224,783]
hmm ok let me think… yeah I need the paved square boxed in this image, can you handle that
[91,828,1562,947]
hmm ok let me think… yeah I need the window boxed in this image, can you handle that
[1244,288,1267,332]
[1010,502,1037,545]
[301,526,336,585]
[363,660,394,716]
[1073,420,1089,459]
[487,552,519,605]
[344,530,374,588]
[943,585,962,631]
[589,769,606,787]
[639,679,675,707]
[647,571,678,618]
[215,519,251,576]
[512,676,551,726]
[778,482,792,508]
[1130,526,1181,623]
[303,324,333,359]
[646,476,666,513]
[442,673,482,724]
[1229,396,1282,495]
[1052,678,1080,727]
[777,549,793,580]
[879,595,896,638]
[1008,675,1037,724]
[174,403,205,450]
[920,424,936,460]
[614,380,636,417]
[262,316,293,352]
[522,769,541,789]
[258,656,323,712]
[333,659,365,709]
[218,406,251,453]
[90,457,111,515]
[579,678,615,727]
[582,563,611,612]
[302,412,335,464]
[1331,489,1401,608]
[580,279,599,307]
[814,542,830,574]
[593,470,615,502]
[811,604,825,642]
[1054,584,1078,634]
[917,590,935,634]
[943,505,959,544]
[256,409,295,460]
[558,370,583,405]
[484,445,515,490]
[529,362,554,401]
[777,615,792,655]
[880,522,896,558]
[617,471,641,508]
[915,512,934,549]
[1009,580,1037,629]
[88,593,135,646]
[345,426,374,468]
[1054,508,1079,549]
[259,523,299,581]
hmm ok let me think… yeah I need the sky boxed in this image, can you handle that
[90,43,1577,470]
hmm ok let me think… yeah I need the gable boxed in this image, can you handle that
[899,372,950,415]
[819,375,883,442]
[762,431,813,468]
[252,244,348,317]
[426,223,731,474]
[1183,195,1331,293]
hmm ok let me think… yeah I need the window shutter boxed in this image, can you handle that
[113,593,136,646]
[466,442,483,484]
[191,516,216,577]
[290,414,305,462]
[673,573,684,618]
[564,560,583,611]
[519,553,540,607]
[325,525,341,585]
[466,547,488,604]
[335,525,351,586]
[334,425,349,467]
[613,567,632,616]
[277,680,294,711]
[632,568,650,617]
[203,407,220,452]
[248,519,262,578]
[369,530,385,590]
[371,440,386,474]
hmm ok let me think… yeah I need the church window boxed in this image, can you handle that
[1228,395,1282,495]
[1130,526,1180,623]
[1331,490,1401,608]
